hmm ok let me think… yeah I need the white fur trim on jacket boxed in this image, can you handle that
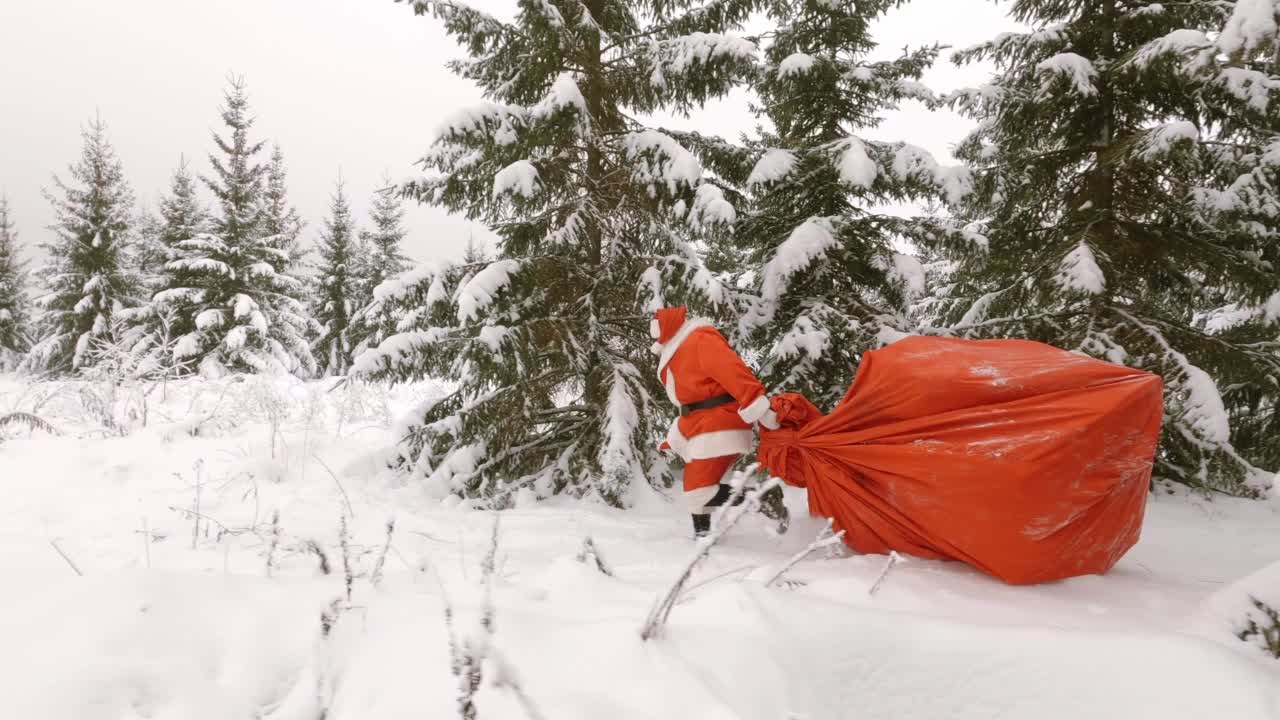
[665,419,753,462]
[649,319,661,339]
[664,369,681,405]
[656,319,714,379]
[738,395,771,424]
[685,484,721,513]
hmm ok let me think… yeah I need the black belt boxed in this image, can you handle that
[680,394,735,417]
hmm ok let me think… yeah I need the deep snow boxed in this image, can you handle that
[0,374,1277,719]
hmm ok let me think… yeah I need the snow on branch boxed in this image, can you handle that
[374,261,452,303]
[436,102,523,143]
[1054,242,1106,295]
[1217,0,1278,57]
[1112,308,1231,446]
[352,328,449,375]
[1035,53,1098,97]
[167,257,233,277]
[890,143,974,203]
[531,73,588,120]
[598,365,641,484]
[761,218,838,304]
[764,518,845,588]
[1130,28,1216,74]
[777,52,816,78]
[493,160,540,199]
[836,137,877,188]
[457,259,521,323]
[196,309,226,331]
[624,130,703,195]
[688,183,736,227]
[153,287,207,306]
[649,32,757,88]
[747,149,798,186]
[1140,121,1200,159]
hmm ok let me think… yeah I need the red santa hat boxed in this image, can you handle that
[649,306,688,345]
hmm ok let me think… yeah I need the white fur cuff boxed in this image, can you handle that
[738,395,771,424]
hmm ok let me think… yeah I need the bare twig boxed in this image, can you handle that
[370,519,396,588]
[490,648,549,720]
[265,510,282,577]
[764,519,846,588]
[49,540,83,576]
[868,552,903,596]
[313,453,355,519]
[0,411,55,436]
[189,459,205,550]
[167,505,257,538]
[576,537,612,576]
[339,514,354,603]
[682,563,757,594]
[306,540,332,576]
[640,476,782,641]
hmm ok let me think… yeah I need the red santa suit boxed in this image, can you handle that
[650,307,778,527]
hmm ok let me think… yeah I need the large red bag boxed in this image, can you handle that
[756,336,1164,585]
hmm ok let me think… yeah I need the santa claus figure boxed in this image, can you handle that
[650,306,780,537]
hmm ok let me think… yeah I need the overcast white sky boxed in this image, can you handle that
[0,0,1019,266]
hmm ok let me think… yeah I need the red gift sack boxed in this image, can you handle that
[757,336,1163,585]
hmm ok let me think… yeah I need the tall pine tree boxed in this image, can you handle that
[0,196,30,370]
[727,0,975,410]
[351,176,411,358]
[355,0,756,505]
[941,0,1279,495]
[124,159,209,375]
[1149,0,1280,481]
[313,179,361,375]
[261,144,307,271]
[157,78,316,377]
[26,119,139,374]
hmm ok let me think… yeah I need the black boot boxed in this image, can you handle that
[704,483,747,509]
[758,483,791,535]
[692,513,711,537]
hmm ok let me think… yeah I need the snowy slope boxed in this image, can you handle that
[0,375,1277,719]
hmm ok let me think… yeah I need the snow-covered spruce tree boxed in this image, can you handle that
[156,78,316,377]
[261,143,307,271]
[350,177,411,357]
[942,0,1280,495]
[26,119,139,374]
[313,180,362,375]
[355,0,755,505]
[131,210,167,290]
[1143,1,1280,478]
[0,196,31,370]
[122,159,209,376]
[724,0,975,409]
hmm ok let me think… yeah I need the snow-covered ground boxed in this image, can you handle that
[0,375,1277,719]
